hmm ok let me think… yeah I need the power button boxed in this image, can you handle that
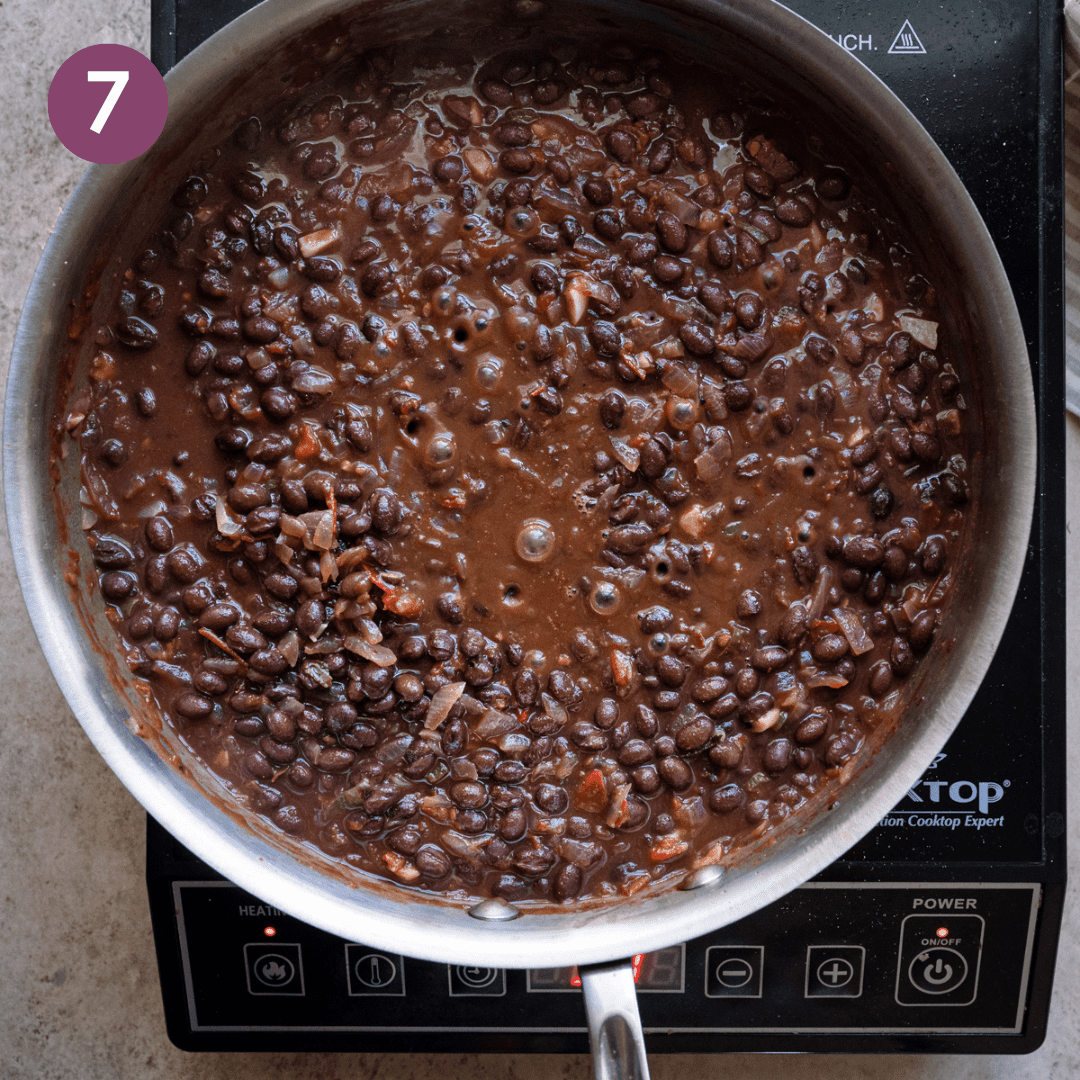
[895,914,984,1006]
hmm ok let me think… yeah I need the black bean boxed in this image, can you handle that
[416,845,452,877]
[554,863,582,901]
[909,609,937,651]
[751,646,789,672]
[440,717,468,758]
[658,756,693,790]
[763,738,793,773]
[675,715,713,752]
[812,634,848,662]
[535,783,569,814]
[655,654,687,687]
[869,660,893,697]
[710,783,745,813]
[775,197,814,227]
[679,319,715,357]
[843,536,885,569]
[653,255,685,284]
[795,713,828,744]
[655,211,688,253]
[588,320,621,357]
[818,169,850,200]
[922,536,947,575]
[605,127,636,162]
[889,636,915,676]
[92,536,134,570]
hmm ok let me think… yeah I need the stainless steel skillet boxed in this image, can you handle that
[4,0,1035,1075]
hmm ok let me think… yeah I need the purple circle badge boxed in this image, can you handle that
[48,44,168,164]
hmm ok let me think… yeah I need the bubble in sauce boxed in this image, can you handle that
[515,519,555,562]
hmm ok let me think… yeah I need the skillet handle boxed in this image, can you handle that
[579,958,651,1080]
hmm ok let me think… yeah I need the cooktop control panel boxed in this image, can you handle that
[162,880,1039,1050]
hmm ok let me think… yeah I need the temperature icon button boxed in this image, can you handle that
[345,946,406,996]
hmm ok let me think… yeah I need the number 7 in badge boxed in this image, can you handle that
[48,44,167,164]
[86,70,130,133]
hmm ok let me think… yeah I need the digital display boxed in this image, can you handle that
[527,945,685,993]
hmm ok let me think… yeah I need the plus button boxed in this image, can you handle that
[821,960,851,985]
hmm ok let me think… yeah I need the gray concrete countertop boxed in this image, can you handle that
[1,2,1075,1076]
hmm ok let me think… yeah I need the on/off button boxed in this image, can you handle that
[895,914,984,1006]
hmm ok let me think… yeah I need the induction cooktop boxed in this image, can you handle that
[145,0,1066,1054]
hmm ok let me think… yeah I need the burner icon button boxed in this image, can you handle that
[805,946,865,998]
[243,943,305,996]
[896,914,984,1006]
[345,946,406,996]
[704,946,764,998]
[448,965,506,996]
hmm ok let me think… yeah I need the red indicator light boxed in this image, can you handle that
[936,926,948,939]
[264,926,277,938]
[569,954,644,988]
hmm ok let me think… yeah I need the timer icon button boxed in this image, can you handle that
[448,965,506,996]
[908,948,968,995]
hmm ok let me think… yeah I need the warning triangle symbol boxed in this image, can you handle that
[888,19,926,55]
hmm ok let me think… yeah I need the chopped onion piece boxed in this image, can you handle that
[556,838,603,868]
[279,630,301,667]
[291,367,336,394]
[311,509,336,551]
[611,649,634,687]
[442,830,488,861]
[298,223,341,258]
[320,550,339,583]
[679,503,710,540]
[672,794,707,830]
[807,566,836,623]
[279,514,306,539]
[605,781,633,828]
[274,537,296,566]
[750,707,784,732]
[660,360,698,398]
[831,605,874,655]
[136,499,168,519]
[608,435,640,472]
[806,671,849,689]
[659,187,701,226]
[691,838,731,869]
[462,148,495,183]
[215,495,246,537]
[694,430,733,482]
[344,635,397,667]
[898,314,938,349]
[477,708,520,739]
[422,681,467,731]
[497,732,532,755]
[383,851,420,881]
[540,692,568,729]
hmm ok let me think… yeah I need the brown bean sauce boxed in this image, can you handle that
[69,41,970,906]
